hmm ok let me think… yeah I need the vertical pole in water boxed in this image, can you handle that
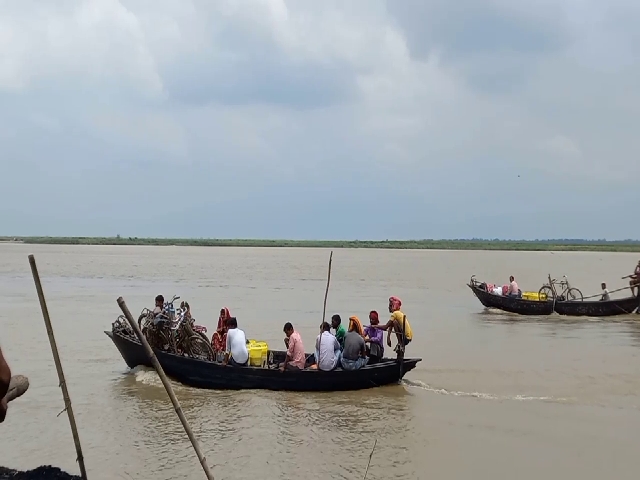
[398,315,406,380]
[28,255,88,480]
[317,251,333,367]
[117,297,215,480]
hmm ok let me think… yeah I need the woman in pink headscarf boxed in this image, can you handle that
[371,296,414,352]
[212,307,231,356]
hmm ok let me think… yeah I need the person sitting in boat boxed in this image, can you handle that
[180,301,192,319]
[211,307,231,359]
[371,296,413,352]
[364,311,384,364]
[340,321,369,371]
[630,261,640,297]
[222,317,249,367]
[600,282,610,301]
[152,295,168,325]
[0,346,11,423]
[331,314,347,350]
[507,276,521,298]
[281,322,306,371]
[314,321,341,371]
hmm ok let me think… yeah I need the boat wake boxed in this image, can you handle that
[402,379,568,403]
[130,365,163,387]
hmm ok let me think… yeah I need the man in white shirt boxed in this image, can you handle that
[315,322,341,371]
[600,282,610,301]
[222,317,249,367]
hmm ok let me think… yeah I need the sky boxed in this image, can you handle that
[1,0,639,240]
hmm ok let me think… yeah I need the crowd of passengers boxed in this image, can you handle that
[210,296,413,371]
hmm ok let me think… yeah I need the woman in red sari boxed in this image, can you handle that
[211,307,231,356]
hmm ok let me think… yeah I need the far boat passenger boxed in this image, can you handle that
[152,295,166,325]
[222,317,248,367]
[340,322,369,371]
[364,311,384,364]
[331,314,347,350]
[315,322,341,371]
[281,322,306,371]
[600,282,610,302]
[630,260,640,297]
[507,276,520,298]
[211,307,231,361]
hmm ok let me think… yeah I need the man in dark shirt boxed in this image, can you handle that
[340,324,369,371]
[0,346,11,423]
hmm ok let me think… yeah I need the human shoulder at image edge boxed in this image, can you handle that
[281,322,306,371]
[0,346,12,423]
[223,317,249,367]
[315,322,341,371]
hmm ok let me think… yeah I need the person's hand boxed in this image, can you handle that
[364,336,370,342]
[0,398,7,423]
[279,365,285,372]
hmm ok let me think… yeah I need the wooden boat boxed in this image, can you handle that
[553,296,640,317]
[105,330,421,392]
[467,277,554,316]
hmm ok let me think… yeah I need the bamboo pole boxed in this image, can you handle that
[28,255,88,480]
[316,251,333,369]
[116,297,215,480]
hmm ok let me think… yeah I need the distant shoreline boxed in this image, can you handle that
[1,236,640,252]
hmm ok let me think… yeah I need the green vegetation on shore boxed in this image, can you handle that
[1,236,640,252]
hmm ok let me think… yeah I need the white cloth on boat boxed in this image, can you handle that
[226,328,249,365]
[492,287,502,295]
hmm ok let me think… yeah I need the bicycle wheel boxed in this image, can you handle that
[566,288,583,301]
[187,335,214,361]
[538,285,554,301]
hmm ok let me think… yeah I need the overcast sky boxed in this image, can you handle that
[1,0,638,240]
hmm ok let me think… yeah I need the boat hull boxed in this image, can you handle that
[106,331,421,392]
[553,296,640,317]
[468,284,554,316]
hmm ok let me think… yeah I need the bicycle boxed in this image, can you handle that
[539,274,583,302]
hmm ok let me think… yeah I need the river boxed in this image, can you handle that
[1,244,639,479]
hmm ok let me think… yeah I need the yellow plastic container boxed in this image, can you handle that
[522,291,547,301]
[247,339,269,367]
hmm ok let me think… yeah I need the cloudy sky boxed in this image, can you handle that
[1,0,638,240]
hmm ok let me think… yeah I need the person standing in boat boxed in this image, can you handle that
[629,261,640,297]
[281,322,306,371]
[372,296,413,352]
[0,346,11,423]
[600,282,610,301]
[364,311,384,364]
[222,317,249,367]
[331,314,347,350]
[314,322,341,371]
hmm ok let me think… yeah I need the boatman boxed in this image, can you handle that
[372,296,413,353]
[629,260,640,297]
[600,282,610,301]
[0,346,11,423]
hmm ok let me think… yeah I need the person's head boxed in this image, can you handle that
[331,314,342,329]
[348,316,360,333]
[509,275,515,282]
[219,307,230,319]
[601,282,607,290]
[388,296,402,313]
[369,311,379,325]
[283,322,294,337]
[226,317,238,329]
[155,295,164,308]
[321,321,331,332]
